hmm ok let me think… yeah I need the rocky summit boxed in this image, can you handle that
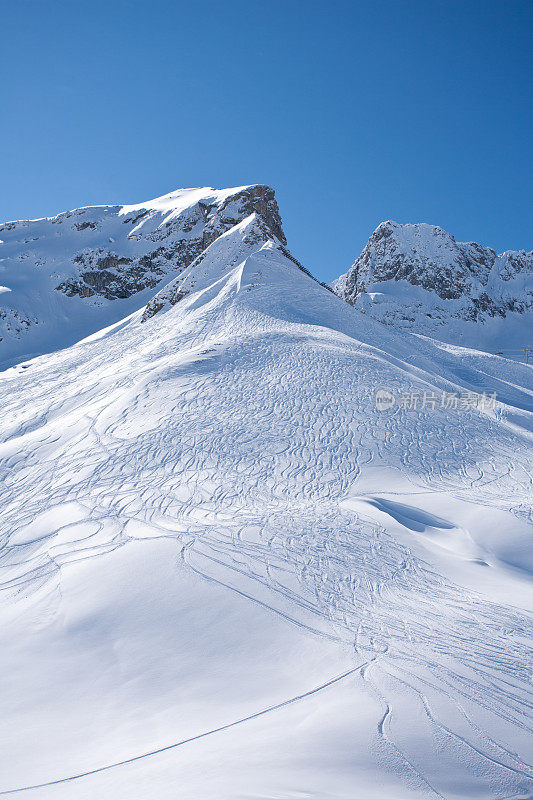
[0,185,289,368]
[331,220,532,355]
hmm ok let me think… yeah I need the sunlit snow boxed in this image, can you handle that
[0,188,531,800]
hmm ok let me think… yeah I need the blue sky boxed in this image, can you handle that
[2,0,531,283]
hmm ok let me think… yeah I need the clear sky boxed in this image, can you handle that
[2,0,531,283]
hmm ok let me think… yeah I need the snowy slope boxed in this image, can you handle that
[0,184,289,369]
[332,221,533,358]
[0,194,532,800]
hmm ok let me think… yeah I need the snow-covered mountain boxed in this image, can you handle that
[0,184,295,368]
[1,188,532,800]
[332,220,532,357]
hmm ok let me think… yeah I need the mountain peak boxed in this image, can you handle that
[119,184,287,246]
[332,220,532,355]
[0,184,290,368]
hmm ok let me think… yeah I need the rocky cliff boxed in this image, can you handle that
[332,221,532,355]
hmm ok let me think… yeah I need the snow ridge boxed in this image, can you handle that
[0,184,289,368]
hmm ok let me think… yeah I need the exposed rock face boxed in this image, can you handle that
[199,185,287,248]
[53,185,287,301]
[332,221,532,351]
[57,249,178,300]
[141,213,277,321]
[0,185,295,366]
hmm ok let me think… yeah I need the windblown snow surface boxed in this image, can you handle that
[0,193,532,800]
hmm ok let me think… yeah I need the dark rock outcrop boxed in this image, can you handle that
[332,221,532,329]
[54,185,290,303]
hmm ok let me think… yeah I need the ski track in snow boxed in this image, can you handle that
[0,664,368,796]
[0,238,532,799]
